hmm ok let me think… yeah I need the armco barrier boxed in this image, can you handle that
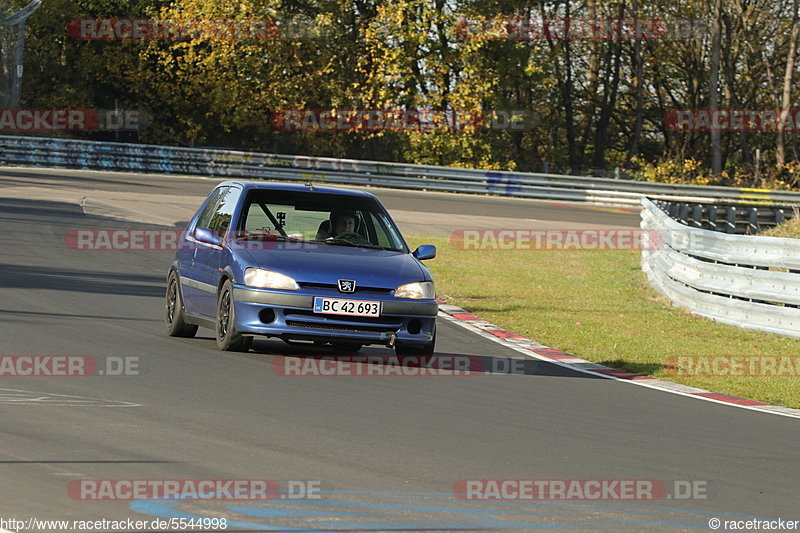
[5,135,800,207]
[641,197,800,339]
[653,199,796,234]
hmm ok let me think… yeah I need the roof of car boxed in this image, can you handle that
[218,180,375,198]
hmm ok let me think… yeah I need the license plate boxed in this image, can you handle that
[313,297,381,317]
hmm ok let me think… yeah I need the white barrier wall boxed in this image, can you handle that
[641,197,800,338]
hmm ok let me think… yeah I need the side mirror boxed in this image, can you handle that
[194,227,222,247]
[413,245,436,260]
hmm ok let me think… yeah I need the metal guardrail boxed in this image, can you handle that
[5,134,800,207]
[653,199,797,234]
[641,197,800,339]
[6,135,800,336]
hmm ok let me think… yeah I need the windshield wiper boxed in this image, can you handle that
[309,238,383,249]
[235,233,305,243]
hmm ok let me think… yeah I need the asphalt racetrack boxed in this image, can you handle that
[0,167,798,532]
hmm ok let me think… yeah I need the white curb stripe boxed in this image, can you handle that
[438,307,800,420]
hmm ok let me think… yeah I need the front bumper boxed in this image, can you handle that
[232,285,437,346]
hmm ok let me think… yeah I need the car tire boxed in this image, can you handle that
[394,328,436,356]
[165,271,198,338]
[216,279,252,352]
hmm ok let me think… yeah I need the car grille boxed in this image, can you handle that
[286,309,402,326]
[286,320,398,334]
[299,282,392,294]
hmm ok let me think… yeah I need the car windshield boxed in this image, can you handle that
[236,189,407,252]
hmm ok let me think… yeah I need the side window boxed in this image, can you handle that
[195,188,226,230]
[369,212,393,248]
[208,187,241,237]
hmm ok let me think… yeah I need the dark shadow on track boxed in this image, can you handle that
[0,309,158,321]
[0,460,180,464]
[237,338,604,379]
[0,169,159,188]
[0,198,86,220]
[0,263,164,297]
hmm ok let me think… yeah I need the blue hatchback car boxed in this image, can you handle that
[165,181,438,354]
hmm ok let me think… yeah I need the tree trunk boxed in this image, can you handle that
[593,6,625,171]
[627,0,644,161]
[709,0,722,176]
[579,0,601,166]
[777,0,800,169]
[540,1,579,173]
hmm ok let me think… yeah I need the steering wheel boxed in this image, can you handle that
[335,232,370,244]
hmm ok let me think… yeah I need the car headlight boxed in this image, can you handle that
[395,281,435,299]
[244,268,299,290]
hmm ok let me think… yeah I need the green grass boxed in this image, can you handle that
[407,233,800,408]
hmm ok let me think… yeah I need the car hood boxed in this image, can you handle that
[242,243,429,289]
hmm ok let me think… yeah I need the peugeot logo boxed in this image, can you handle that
[338,279,356,293]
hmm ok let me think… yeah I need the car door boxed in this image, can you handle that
[192,186,242,317]
[180,187,226,316]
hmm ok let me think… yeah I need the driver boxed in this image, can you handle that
[331,210,356,237]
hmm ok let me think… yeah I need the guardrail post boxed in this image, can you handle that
[726,207,736,234]
[748,208,758,235]
[679,204,689,225]
[708,206,718,231]
[692,205,703,228]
